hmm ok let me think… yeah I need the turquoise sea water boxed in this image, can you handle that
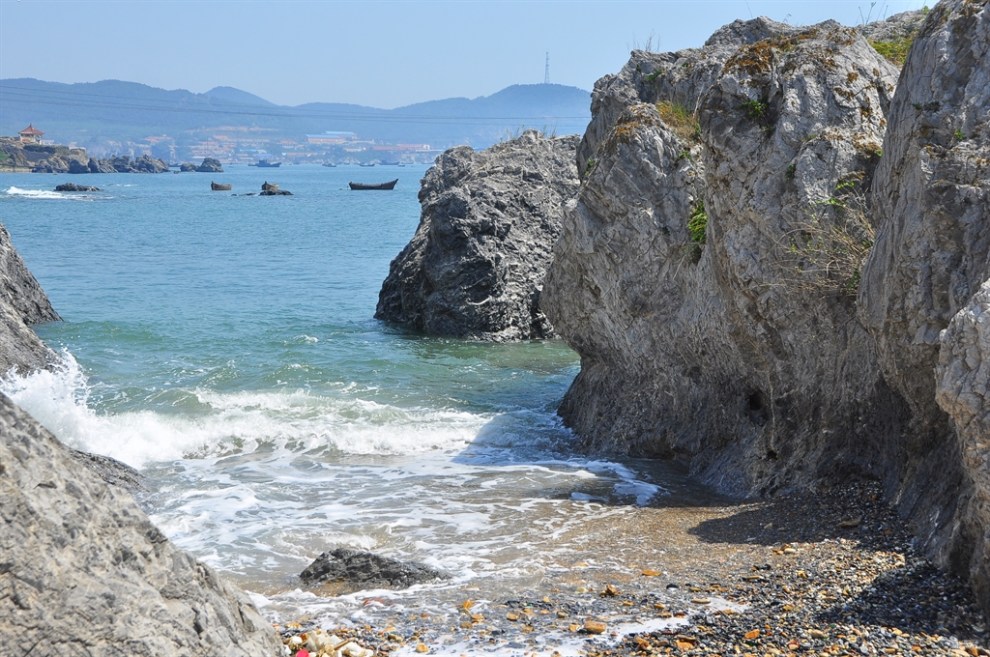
[0,167,686,639]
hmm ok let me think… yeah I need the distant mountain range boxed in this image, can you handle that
[0,78,591,154]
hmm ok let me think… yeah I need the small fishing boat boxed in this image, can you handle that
[348,179,398,191]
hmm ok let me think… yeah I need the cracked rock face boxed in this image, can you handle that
[375,131,580,341]
[545,19,900,492]
[0,393,282,657]
[0,224,60,375]
[861,0,990,619]
[544,1,988,619]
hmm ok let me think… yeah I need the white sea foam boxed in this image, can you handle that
[0,350,490,468]
[4,185,100,200]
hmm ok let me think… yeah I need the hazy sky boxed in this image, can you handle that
[0,0,927,108]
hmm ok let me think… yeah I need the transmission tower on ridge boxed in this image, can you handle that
[544,52,550,84]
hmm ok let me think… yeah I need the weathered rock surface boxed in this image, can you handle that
[936,280,990,613]
[300,548,447,591]
[859,0,990,617]
[0,393,281,657]
[543,2,988,617]
[546,18,899,485]
[376,130,580,340]
[0,224,60,375]
[0,140,90,173]
[859,9,928,42]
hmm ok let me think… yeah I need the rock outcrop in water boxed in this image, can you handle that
[0,138,169,173]
[376,130,580,340]
[0,228,281,655]
[300,548,447,592]
[543,1,989,617]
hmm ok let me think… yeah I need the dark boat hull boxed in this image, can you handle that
[349,179,398,190]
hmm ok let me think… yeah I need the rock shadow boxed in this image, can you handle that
[687,485,893,547]
[816,560,988,644]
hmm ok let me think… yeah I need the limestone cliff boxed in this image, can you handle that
[859,0,990,615]
[376,131,580,340]
[544,1,989,616]
[545,18,900,488]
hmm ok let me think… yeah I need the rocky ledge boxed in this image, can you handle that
[543,1,989,619]
[0,224,60,374]
[376,130,580,340]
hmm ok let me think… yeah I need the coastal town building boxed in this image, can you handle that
[18,124,44,143]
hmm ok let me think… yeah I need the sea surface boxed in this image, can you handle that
[0,166,700,642]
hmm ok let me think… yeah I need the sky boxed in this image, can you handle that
[0,0,929,109]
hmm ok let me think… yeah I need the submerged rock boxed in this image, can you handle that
[376,130,580,340]
[260,181,292,195]
[300,548,447,591]
[54,183,101,192]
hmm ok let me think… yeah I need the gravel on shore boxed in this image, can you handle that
[277,482,988,656]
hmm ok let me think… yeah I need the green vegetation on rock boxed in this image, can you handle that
[869,37,915,66]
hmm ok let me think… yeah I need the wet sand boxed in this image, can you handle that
[277,482,988,656]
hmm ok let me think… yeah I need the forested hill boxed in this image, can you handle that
[0,78,591,149]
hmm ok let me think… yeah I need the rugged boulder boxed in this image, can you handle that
[0,224,60,375]
[376,130,580,340]
[103,154,169,173]
[543,2,989,617]
[196,157,224,173]
[300,548,447,592]
[0,393,281,657]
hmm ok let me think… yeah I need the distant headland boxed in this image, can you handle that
[0,80,592,165]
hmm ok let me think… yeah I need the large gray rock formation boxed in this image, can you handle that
[376,131,580,341]
[0,394,281,657]
[0,224,60,374]
[545,19,899,487]
[543,1,989,616]
[859,0,990,616]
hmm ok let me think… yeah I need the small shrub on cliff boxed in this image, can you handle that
[741,98,770,121]
[780,178,875,297]
[656,101,700,142]
[688,200,708,244]
[869,36,915,67]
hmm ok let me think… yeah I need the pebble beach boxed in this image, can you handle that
[278,483,988,657]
